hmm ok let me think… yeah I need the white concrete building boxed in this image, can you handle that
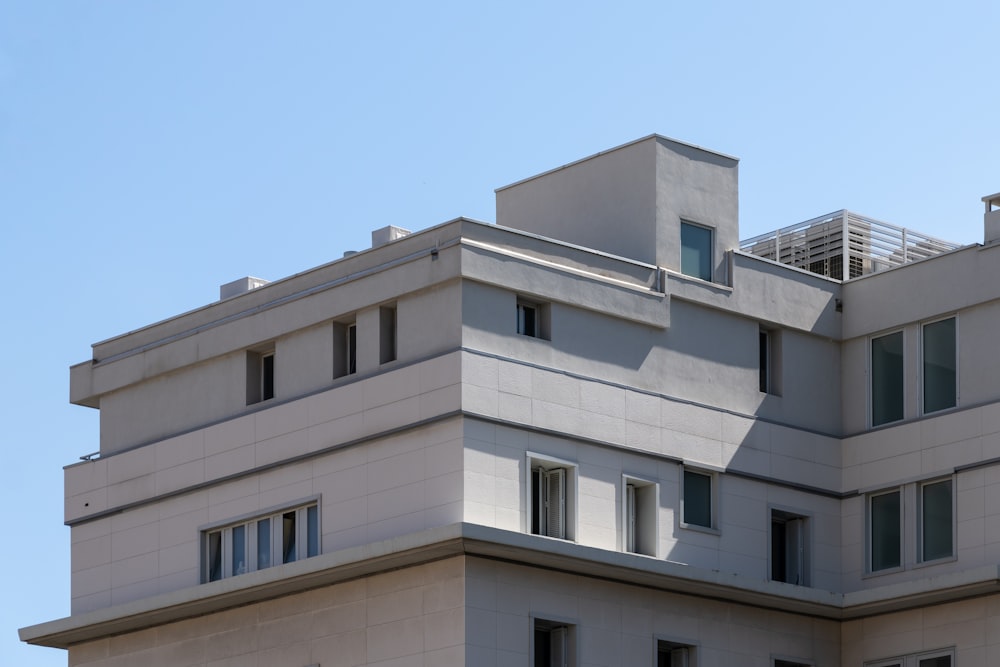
[20,135,1000,667]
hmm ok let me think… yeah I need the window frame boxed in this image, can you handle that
[526,453,577,542]
[866,486,903,575]
[654,636,697,667]
[870,329,905,427]
[680,220,714,282]
[759,327,783,395]
[201,499,320,583]
[921,315,958,416]
[246,346,276,405]
[680,467,718,533]
[917,477,955,565]
[769,507,810,586]
[531,615,578,667]
[517,297,551,340]
[865,647,953,667]
[622,474,659,557]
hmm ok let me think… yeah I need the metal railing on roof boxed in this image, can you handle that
[739,210,961,281]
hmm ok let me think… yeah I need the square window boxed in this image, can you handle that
[657,640,693,667]
[871,331,904,426]
[681,468,714,530]
[202,502,320,582]
[533,618,575,667]
[623,476,658,557]
[923,317,956,414]
[680,221,713,282]
[771,509,809,586]
[246,348,275,405]
[529,455,575,541]
[868,488,902,572]
[920,478,953,562]
[517,298,550,340]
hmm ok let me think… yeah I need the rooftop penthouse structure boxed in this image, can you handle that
[20,135,1000,667]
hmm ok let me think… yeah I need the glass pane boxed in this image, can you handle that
[207,531,222,582]
[282,511,297,563]
[918,657,951,667]
[257,518,271,570]
[683,470,712,528]
[681,222,712,281]
[870,490,901,571]
[871,332,904,426]
[922,480,953,561]
[923,318,956,413]
[307,505,319,558]
[231,524,247,575]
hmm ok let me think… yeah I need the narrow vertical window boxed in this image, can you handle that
[871,331,904,426]
[379,305,396,364]
[869,489,901,572]
[256,518,271,570]
[518,301,538,337]
[282,511,297,564]
[680,221,713,281]
[528,456,574,541]
[682,469,713,529]
[206,530,222,582]
[759,330,770,393]
[260,352,274,401]
[347,323,357,374]
[923,317,956,414]
[246,348,275,405]
[921,479,953,562]
[624,477,657,556]
[771,510,808,585]
[231,524,247,575]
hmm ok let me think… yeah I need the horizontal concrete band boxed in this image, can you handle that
[21,523,1000,649]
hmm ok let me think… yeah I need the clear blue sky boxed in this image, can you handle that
[3,1,997,663]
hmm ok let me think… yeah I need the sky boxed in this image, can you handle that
[2,1,998,664]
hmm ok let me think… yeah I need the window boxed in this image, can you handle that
[868,488,902,572]
[517,298,550,339]
[657,640,693,667]
[867,648,953,667]
[923,317,956,414]
[774,661,811,667]
[333,322,357,378]
[623,476,657,557]
[246,348,275,405]
[380,305,396,364]
[680,221,713,281]
[920,478,953,562]
[871,331,904,426]
[771,509,808,586]
[529,455,575,541]
[203,503,319,582]
[533,618,575,667]
[759,328,782,395]
[681,468,715,530]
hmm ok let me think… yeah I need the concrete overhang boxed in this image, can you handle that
[21,524,1000,649]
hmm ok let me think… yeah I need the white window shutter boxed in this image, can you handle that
[545,468,566,539]
[670,647,689,667]
[786,518,804,585]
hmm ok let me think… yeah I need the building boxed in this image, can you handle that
[19,135,1000,667]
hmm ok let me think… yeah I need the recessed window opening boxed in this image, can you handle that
[534,618,575,667]
[333,321,357,379]
[657,640,693,667]
[624,476,657,556]
[759,328,782,395]
[380,305,396,364]
[517,298,550,340]
[246,347,275,405]
[529,456,575,541]
[771,509,808,586]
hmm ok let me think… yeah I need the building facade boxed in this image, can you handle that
[20,135,1000,666]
